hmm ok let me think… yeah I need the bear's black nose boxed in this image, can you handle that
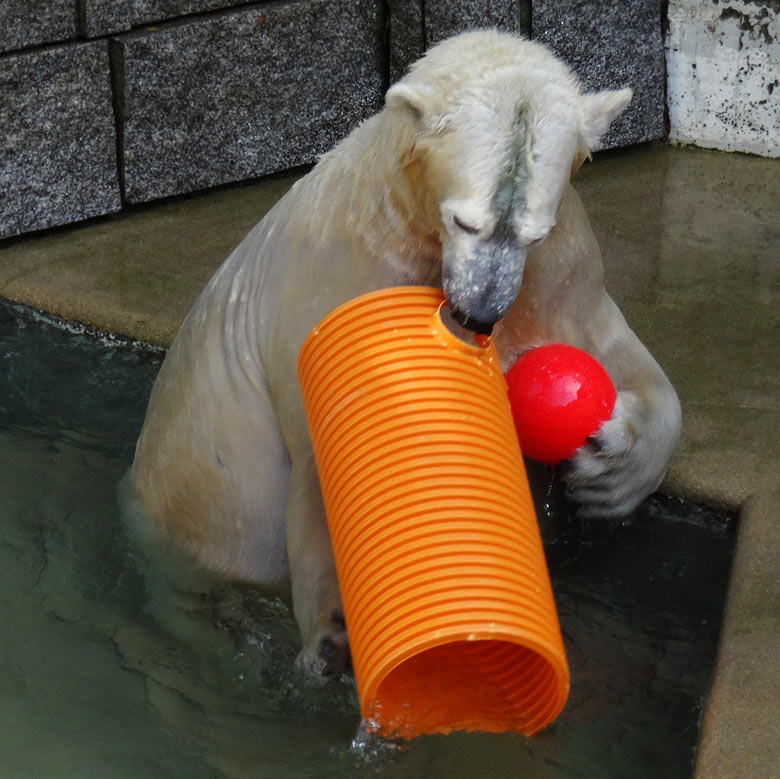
[450,308,495,336]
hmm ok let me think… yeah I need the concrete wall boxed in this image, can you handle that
[666,0,780,158]
[1,0,674,240]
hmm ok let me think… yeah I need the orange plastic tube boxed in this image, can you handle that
[297,287,569,738]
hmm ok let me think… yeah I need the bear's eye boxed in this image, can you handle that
[453,215,480,235]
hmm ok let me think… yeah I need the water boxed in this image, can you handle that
[0,298,734,778]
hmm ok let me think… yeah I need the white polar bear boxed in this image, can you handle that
[128,31,681,676]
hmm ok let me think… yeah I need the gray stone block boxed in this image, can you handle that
[532,0,665,149]
[81,0,236,38]
[0,42,121,239]
[425,0,530,47]
[116,0,386,203]
[0,0,77,54]
[388,0,425,82]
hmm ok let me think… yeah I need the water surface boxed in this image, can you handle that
[0,299,734,778]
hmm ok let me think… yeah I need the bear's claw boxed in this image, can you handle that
[296,610,351,679]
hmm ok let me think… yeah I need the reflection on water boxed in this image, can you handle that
[0,299,734,778]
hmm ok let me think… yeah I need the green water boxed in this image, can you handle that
[0,298,734,778]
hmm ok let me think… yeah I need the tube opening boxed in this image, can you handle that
[432,303,492,354]
[365,639,567,738]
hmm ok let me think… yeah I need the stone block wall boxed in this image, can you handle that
[533,0,666,149]
[1,0,668,240]
[0,0,78,54]
[0,42,121,237]
[116,1,385,202]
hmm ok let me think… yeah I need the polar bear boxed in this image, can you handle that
[129,31,681,676]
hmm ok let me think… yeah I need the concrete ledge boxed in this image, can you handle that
[0,172,298,345]
[695,489,780,778]
[573,145,780,512]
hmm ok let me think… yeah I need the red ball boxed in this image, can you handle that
[505,344,616,465]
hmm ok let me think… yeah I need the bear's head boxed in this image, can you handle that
[385,31,632,333]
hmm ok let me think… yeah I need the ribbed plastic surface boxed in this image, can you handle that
[297,287,569,738]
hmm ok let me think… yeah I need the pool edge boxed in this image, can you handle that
[694,488,780,779]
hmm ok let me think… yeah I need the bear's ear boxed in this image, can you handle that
[385,82,432,124]
[578,88,633,150]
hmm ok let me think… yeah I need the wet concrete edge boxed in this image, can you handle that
[694,489,780,778]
